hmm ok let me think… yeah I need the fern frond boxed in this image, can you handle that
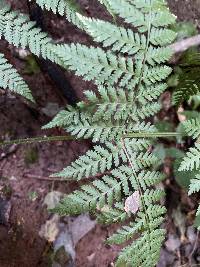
[179,143,200,171]
[3,0,176,265]
[188,174,200,195]
[55,138,151,180]
[103,0,176,32]
[117,228,166,267]
[172,68,200,106]
[150,28,177,46]
[55,174,127,214]
[77,14,146,55]
[108,205,166,245]
[143,65,172,85]
[53,142,126,179]
[53,43,136,88]
[81,86,160,121]
[137,83,167,103]
[34,0,83,28]
[183,119,200,139]
[144,46,173,66]
[97,202,128,224]
[0,53,33,101]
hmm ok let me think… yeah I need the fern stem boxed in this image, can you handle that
[0,131,185,147]
[121,138,151,238]
[0,135,74,147]
[124,132,184,138]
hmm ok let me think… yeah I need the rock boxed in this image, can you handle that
[53,246,74,267]
[157,248,176,267]
[68,214,96,246]
[52,214,96,267]
[54,224,75,261]
[0,198,11,226]
[187,226,196,244]
[165,234,181,252]
[42,103,61,117]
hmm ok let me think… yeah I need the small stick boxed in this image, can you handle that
[23,173,66,182]
[170,34,200,54]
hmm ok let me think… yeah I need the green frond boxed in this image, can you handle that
[137,83,168,103]
[108,205,166,245]
[138,170,165,190]
[77,14,146,55]
[143,65,172,85]
[0,3,63,64]
[144,46,173,65]
[82,86,138,122]
[0,53,33,101]
[97,202,128,224]
[179,143,200,171]
[53,142,127,179]
[0,0,177,265]
[172,68,200,106]
[143,189,165,205]
[188,174,200,195]
[117,228,166,267]
[34,0,83,29]
[107,220,144,245]
[103,0,176,32]
[54,174,126,214]
[42,107,79,129]
[54,43,136,88]
[183,119,200,139]
[150,28,177,46]
[82,86,160,121]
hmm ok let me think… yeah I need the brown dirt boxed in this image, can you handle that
[0,1,200,267]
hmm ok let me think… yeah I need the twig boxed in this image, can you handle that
[170,34,200,54]
[0,135,75,147]
[23,173,66,182]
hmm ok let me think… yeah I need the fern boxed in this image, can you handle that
[0,0,177,265]
[34,0,83,28]
[172,68,200,106]
[183,118,200,139]
[181,119,200,229]
[0,53,33,101]
[179,143,200,171]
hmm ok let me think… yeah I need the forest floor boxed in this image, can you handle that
[0,0,200,266]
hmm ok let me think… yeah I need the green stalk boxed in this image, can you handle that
[124,132,185,138]
[0,135,74,147]
[0,132,185,147]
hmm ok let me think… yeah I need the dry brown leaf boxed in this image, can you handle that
[124,191,140,214]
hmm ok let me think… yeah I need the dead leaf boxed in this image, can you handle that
[124,191,140,214]
[177,106,186,122]
[39,214,60,242]
[43,191,63,210]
